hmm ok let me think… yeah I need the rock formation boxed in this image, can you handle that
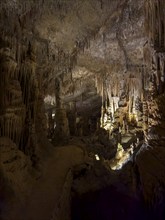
[0,0,165,220]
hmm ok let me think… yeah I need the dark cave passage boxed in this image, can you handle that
[71,185,163,220]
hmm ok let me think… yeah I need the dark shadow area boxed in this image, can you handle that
[72,185,164,220]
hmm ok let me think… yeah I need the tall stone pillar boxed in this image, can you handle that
[142,100,148,137]
[52,77,70,145]
[19,42,39,156]
[67,101,77,136]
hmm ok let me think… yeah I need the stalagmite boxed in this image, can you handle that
[52,77,70,145]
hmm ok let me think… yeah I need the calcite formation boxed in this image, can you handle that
[0,0,165,220]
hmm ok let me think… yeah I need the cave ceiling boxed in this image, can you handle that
[1,0,146,112]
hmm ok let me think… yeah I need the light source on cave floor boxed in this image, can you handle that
[52,113,55,117]
[95,154,100,160]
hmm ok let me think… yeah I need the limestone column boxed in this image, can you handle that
[52,77,70,145]
[19,42,39,156]
[142,100,148,138]
[67,101,76,136]
[135,97,143,127]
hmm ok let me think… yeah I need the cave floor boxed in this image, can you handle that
[4,145,87,220]
[1,135,158,220]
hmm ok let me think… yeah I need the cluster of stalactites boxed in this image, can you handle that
[142,4,165,136]
[0,39,24,145]
[0,111,25,145]
[95,70,144,131]
[151,52,165,94]
[145,0,165,50]
[143,43,165,99]
[0,0,115,92]
[144,0,165,97]
[0,35,39,150]
[95,71,143,101]
[144,51,165,135]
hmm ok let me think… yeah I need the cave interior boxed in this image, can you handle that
[1,0,165,220]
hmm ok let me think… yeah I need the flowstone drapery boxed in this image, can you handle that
[0,39,26,147]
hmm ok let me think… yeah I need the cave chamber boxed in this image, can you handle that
[0,1,165,220]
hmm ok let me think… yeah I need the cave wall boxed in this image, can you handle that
[0,36,38,156]
[135,0,165,209]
